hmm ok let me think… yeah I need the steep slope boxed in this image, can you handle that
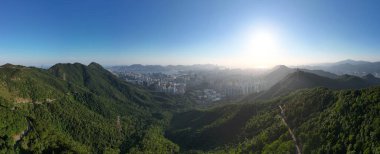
[166,87,380,153]
[48,62,163,117]
[363,73,380,84]
[261,66,339,91]
[49,62,148,102]
[263,65,295,89]
[0,64,68,103]
[0,63,180,153]
[300,69,339,79]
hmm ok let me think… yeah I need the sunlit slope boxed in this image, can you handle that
[0,64,68,103]
[49,62,153,104]
[0,63,179,153]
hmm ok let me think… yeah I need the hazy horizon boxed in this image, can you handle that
[1,58,379,70]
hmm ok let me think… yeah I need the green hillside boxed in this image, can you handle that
[166,87,380,153]
[1,62,379,153]
[0,63,181,153]
[48,62,169,117]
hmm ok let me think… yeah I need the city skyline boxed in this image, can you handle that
[1,0,380,68]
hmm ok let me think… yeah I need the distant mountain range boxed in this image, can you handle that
[108,60,380,95]
[108,64,222,74]
[250,70,380,101]
[259,65,341,90]
[259,60,380,91]
[298,59,380,77]
[108,59,380,77]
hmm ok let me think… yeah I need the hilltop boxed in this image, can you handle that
[246,70,380,101]
[300,59,380,77]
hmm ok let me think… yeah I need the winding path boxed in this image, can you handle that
[279,105,302,154]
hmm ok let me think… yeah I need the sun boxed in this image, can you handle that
[240,27,282,68]
[251,30,277,50]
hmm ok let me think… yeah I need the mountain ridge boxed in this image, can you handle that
[299,59,380,77]
[247,70,380,101]
[0,62,181,153]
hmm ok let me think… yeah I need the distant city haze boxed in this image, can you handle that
[1,0,380,68]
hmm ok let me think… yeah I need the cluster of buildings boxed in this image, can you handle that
[221,79,267,96]
[189,89,224,104]
[119,70,267,103]
[201,78,267,97]
[154,82,186,94]
[123,72,188,95]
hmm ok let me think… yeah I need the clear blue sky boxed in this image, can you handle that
[1,0,380,67]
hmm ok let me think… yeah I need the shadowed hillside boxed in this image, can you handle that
[166,87,380,153]
[247,70,380,101]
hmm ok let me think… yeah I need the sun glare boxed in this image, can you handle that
[240,27,282,68]
[250,30,278,52]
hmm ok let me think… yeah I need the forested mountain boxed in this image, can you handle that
[262,65,295,89]
[0,63,185,153]
[1,62,379,153]
[166,87,380,153]
[261,65,339,90]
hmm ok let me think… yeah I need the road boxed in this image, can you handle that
[279,105,302,154]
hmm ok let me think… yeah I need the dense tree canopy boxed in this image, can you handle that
[167,87,380,153]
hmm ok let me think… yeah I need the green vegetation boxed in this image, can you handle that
[0,63,182,153]
[1,63,379,153]
[167,87,380,153]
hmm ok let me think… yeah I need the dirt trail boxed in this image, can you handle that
[279,105,302,154]
[116,115,122,134]
[14,117,32,150]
